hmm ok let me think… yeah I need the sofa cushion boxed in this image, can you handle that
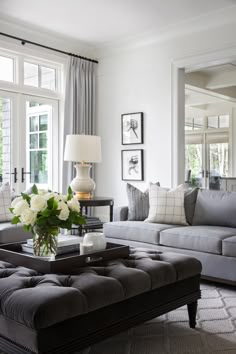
[127,184,149,221]
[160,226,236,254]
[184,188,198,225]
[145,185,187,225]
[222,236,236,257]
[193,189,236,228]
[0,183,12,222]
[104,221,178,245]
[0,223,29,244]
[126,182,160,221]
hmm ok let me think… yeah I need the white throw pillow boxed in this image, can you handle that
[0,182,13,222]
[144,185,187,225]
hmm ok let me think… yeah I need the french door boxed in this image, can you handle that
[0,90,58,193]
[185,131,229,189]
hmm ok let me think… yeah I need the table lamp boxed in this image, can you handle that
[64,134,102,199]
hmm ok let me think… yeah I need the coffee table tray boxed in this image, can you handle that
[0,242,129,274]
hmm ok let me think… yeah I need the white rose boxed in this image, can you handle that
[59,193,67,202]
[44,192,56,200]
[54,194,63,202]
[67,198,80,213]
[38,189,47,195]
[57,201,70,220]
[30,195,47,212]
[44,192,62,202]
[20,209,37,226]
[13,200,29,216]
[11,196,23,208]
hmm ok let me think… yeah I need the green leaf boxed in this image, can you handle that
[47,197,54,209]
[23,224,31,232]
[32,184,38,194]
[50,226,59,235]
[42,209,51,217]
[35,216,47,225]
[60,220,72,229]
[73,214,86,225]
[48,216,60,225]
[21,193,30,203]
[9,207,14,214]
[67,186,73,201]
[50,209,60,216]
[53,199,58,210]
[11,216,20,225]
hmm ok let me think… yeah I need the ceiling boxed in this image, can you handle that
[185,64,236,117]
[0,0,235,46]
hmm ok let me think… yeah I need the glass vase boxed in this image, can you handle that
[33,226,59,257]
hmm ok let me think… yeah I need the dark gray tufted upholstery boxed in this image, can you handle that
[0,249,201,331]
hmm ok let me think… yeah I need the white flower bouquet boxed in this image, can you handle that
[10,185,85,256]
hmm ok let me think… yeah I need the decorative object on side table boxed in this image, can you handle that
[122,149,144,181]
[10,184,85,257]
[121,112,143,145]
[64,134,102,199]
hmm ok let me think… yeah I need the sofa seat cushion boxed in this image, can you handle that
[0,252,201,329]
[104,221,179,245]
[222,236,236,257]
[0,223,29,244]
[160,226,236,254]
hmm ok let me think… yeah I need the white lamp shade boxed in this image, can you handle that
[64,134,102,163]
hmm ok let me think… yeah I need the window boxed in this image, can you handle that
[28,103,50,185]
[185,115,230,189]
[0,47,63,193]
[207,115,229,129]
[0,55,14,82]
[185,117,204,130]
[24,62,56,91]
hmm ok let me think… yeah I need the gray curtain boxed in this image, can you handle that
[62,56,96,192]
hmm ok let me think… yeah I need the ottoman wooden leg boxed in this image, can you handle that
[187,301,198,328]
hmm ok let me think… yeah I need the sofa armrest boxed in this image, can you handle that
[113,206,128,221]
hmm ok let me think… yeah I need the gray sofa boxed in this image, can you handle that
[104,188,236,285]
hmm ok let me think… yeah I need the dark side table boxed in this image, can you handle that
[76,197,114,236]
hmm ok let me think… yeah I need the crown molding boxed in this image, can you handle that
[94,5,236,57]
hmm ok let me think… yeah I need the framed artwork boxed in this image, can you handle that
[121,149,144,181]
[121,112,143,145]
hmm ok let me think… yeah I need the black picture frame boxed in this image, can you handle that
[121,149,144,181]
[121,112,143,145]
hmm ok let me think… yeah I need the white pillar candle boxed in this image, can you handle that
[80,242,93,255]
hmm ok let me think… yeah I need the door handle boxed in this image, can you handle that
[21,168,31,183]
[6,168,17,183]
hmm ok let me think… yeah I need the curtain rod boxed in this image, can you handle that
[0,32,99,64]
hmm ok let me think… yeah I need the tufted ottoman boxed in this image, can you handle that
[0,249,201,354]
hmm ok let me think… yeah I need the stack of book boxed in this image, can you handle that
[21,235,81,256]
[84,215,103,227]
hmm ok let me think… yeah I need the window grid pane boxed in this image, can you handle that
[41,66,56,90]
[208,116,219,129]
[24,62,39,87]
[0,56,14,82]
[219,115,229,128]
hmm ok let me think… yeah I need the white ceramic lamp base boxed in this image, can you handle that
[71,163,95,199]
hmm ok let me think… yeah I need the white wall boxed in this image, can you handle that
[95,20,236,214]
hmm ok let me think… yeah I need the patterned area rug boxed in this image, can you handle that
[77,281,236,354]
[1,281,236,354]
